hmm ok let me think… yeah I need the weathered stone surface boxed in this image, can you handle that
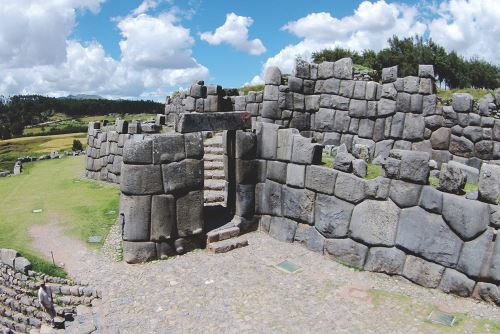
[269,216,297,243]
[478,163,500,204]
[257,180,282,216]
[152,134,185,164]
[349,199,400,246]
[418,65,434,78]
[438,163,466,194]
[439,268,475,297]
[235,159,257,184]
[291,135,322,164]
[123,241,157,264]
[382,66,398,83]
[314,194,353,238]
[176,190,203,236]
[491,205,500,228]
[304,95,320,111]
[184,132,204,159]
[403,76,419,93]
[314,108,335,131]
[489,237,500,281]
[150,195,175,241]
[334,58,353,79]
[463,126,483,143]
[442,193,489,240]
[235,131,256,159]
[236,184,255,218]
[13,257,32,273]
[358,118,374,138]
[449,135,474,157]
[348,99,367,117]
[390,112,405,138]
[402,113,425,141]
[121,164,163,195]
[294,224,325,253]
[176,112,252,133]
[121,194,152,241]
[396,150,430,184]
[396,206,462,266]
[430,127,450,150]
[389,180,422,208]
[324,238,368,269]
[282,187,315,224]
[475,282,500,305]
[0,249,18,267]
[256,122,281,160]
[261,101,280,119]
[402,255,444,288]
[162,159,203,193]
[318,61,334,79]
[418,186,443,214]
[352,159,367,178]
[266,161,287,184]
[305,165,337,194]
[277,128,299,161]
[339,80,355,98]
[265,66,281,85]
[457,228,494,278]
[365,177,391,200]
[452,93,473,112]
[333,147,354,172]
[123,137,153,164]
[353,144,370,161]
[448,160,479,183]
[475,140,494,160]
[334,172,367,204]
[365,81,378,100]
[364,247,406,275]
[286,163,306,188]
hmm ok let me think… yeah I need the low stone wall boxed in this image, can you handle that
[119,132,205,263]
[0,249,101,333]
[85,116,166,183]
[254,143,500,305]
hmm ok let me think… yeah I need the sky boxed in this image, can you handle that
[0,0,499,101]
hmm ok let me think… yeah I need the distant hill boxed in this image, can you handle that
[61,94,104,100]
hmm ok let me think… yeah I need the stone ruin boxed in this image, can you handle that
[84,58,500,306]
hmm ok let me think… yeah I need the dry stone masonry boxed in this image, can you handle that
[0,249,101,333]
[85,58,500,306]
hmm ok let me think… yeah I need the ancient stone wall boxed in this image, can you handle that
[0,249,100,332]
[119,132,205,264]
[85,116,166,183]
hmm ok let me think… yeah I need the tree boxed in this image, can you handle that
[72,139,83,152]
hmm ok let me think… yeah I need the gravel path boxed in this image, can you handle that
[31,224,499,334]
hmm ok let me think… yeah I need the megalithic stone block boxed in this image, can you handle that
[152,134,185,164]
[184,132,204,159]
[176,112,252,133]
[150,195,176,241]
[120,164,163,195]
[176,190,203,237]
[123,241,157,264]
[123,137,153,164]
[162,159,204,194]
[121,194,152,241]
[235,184,255,218]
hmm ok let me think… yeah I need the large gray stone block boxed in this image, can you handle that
[396,206,462,266]
[123,137,153,164]
[294,224,325,253]
[403,76,419,93]
[152,134,185,164]
[236,184,255,218]
[235,159,257,184]
[449,135,474,158]
[318,61,334,79]
[489,237,500,281]
[258,180,283,216]
[442,193,489,240]
[265,67,281,85]
[333,109,351,132]
[305,165,337,194]
[121,194,152,241]
[390,112,405,138]
[478,163,500,204]
[389,180,422,208]
[364,247,406,275]
[349,199,400,246]
[402,255,444,288]
[324,238,368,269]
[162,159,204,194]
[184,132,204,159]
[430,127,451,150]
[0,249,18,267]
[457,228,494,278]
[314,194,353,238]
[14,257,32,273]
[286,163,306,188]
[256,122,280,159]
[176,112,252,133]
[267,161,287,183]
[282,187,315,224]
[123,241,157,264]
[474,283,500,306]
[291,135,322,164]
[398,150,430,184]
[334,58,353,79]
[269,216,297,243]
[365,177,391,200]
[348,99,367,117]
[439,163,466,194]
[402,113,425,141]
[264,84,279,100]
[418,185,443,214]
[121,164,163,195]
[314,108,335,131]
[439,268,475,297]
[150,195,175,241]
[277,128,299,161]
[334,172,366,203]
[382,66,398,83]
[261,101,280,119]
[176,190,203,236]
[452,93,473,112]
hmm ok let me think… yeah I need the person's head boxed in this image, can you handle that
[38,280,46,289]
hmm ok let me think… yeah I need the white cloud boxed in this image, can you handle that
[428,0,500,64]
[0,0,208,100]
[200,12,266,55]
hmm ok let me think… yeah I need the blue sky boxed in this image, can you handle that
[0,0,498,100]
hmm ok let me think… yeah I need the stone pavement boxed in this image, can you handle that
[64,229,500,334]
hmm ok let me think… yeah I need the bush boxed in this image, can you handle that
[72,139,83,151]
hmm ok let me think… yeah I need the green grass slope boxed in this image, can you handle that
[0,156,120,276]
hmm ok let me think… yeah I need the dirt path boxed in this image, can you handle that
[29,220,93,276]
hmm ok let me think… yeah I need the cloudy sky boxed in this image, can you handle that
[0,0,499,101]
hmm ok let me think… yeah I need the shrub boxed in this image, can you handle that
[72,139,83,151]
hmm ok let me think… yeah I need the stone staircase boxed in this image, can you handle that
[203,132,226,206]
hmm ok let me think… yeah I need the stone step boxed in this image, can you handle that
[207,237,249,254]
[204,139,222,147]
[204,170,225,180]
[204,191,225,204]
[204,146,224,154]
[204,154,223,162]
[207,226,240,244]
[204,180,225,191]
[204,161,224,170]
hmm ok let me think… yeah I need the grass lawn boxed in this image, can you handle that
[0,133,87,171]
[0,156,120,276]
[437,88,493,101]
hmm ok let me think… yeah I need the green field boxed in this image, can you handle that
[0,133,87,172]
[437,88,494,101]
[0,156,120,276]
